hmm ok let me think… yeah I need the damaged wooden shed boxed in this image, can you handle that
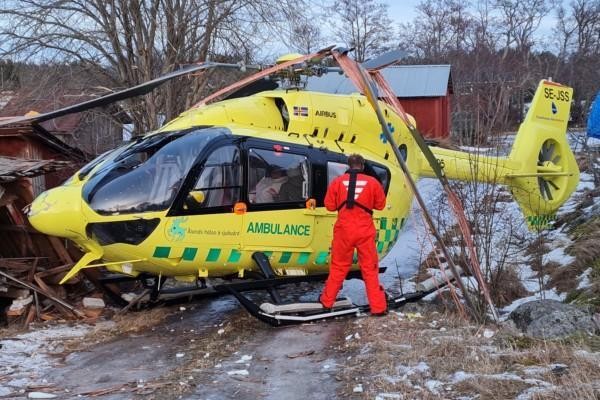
[0,122,89,325]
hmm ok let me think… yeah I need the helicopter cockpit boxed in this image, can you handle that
[82,127,226,215]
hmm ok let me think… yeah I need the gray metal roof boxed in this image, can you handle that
[306,64,452,98]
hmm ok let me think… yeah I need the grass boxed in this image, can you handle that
[334,303,600,400]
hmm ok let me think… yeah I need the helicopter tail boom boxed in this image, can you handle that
[421,80,579,229]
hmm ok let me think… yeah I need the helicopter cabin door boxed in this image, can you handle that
[165,142,243,277]
[242,140,315,275]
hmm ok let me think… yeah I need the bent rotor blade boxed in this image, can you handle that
[362,49,407,70]
[222,78,280,101]
[0,62,239,127]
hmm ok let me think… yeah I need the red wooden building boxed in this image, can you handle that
[0,120,85,194]
[306,64,453,140]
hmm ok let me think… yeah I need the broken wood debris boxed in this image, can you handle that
[0,256,111,327]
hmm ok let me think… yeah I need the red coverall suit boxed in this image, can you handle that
[319,169,388,314]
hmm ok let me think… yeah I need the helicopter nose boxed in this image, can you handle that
[28,186,87,240]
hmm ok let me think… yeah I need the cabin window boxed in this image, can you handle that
[370,165,390,192]
[327,162,348,185]
[248,148,309,204]
[184,145,241,210]
[327,161,390,193]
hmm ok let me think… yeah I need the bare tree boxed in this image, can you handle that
[287,14,325,54]
[328,0,393,62]
[552,0,600,123]
[493,0,556,53]
[0,0,303,134]
[570,0,600,56]
[469,0,497,51]
[403,0,473,60]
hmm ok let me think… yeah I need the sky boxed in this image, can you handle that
[387,0,420,22]
[270,0,564,57]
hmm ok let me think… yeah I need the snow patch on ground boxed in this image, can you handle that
[542,231,574,265]
[542,247,575,266]
[516,264,542,293]
[0,323,95,395]
[577,268,593,290]
[451,370,551,387]
[516,385,558,400]
[577,180,596,191]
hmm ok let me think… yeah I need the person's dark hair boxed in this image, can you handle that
[348,153,365,170]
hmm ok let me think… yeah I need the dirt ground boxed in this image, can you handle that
[0,283,351,399]
[2,290,599,400]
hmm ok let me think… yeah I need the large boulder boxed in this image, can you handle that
[509,299,598,339]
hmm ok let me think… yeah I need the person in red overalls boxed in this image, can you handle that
[320,154,388,315]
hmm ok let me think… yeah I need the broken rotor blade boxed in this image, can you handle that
[222,78,280,101]
[361,49,408,70]
[0,62,244,127]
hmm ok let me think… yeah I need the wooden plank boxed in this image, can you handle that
[24,304,35,327]
[0,268,85,318]
[48,237,74,265]
[34,264,73,285]
[33,274,74,319]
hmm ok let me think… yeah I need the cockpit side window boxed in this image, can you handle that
[183,145,242,211]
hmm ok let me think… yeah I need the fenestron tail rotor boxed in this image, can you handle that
[537,139,562,201]
[505,80,579,228]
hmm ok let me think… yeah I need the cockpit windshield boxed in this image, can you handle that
[83,127,227,215]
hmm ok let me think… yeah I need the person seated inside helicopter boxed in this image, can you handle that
[252,166,288,203]
[278,164,305,202]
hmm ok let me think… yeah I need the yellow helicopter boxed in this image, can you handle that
[6,48,579,324]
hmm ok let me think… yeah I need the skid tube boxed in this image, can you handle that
[214,276,452,327]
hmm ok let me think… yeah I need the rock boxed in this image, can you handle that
[83,297,105,309]
[509,300,597,339]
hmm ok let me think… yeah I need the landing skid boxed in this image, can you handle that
[214,252,458,326]
[216,279,443,326]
